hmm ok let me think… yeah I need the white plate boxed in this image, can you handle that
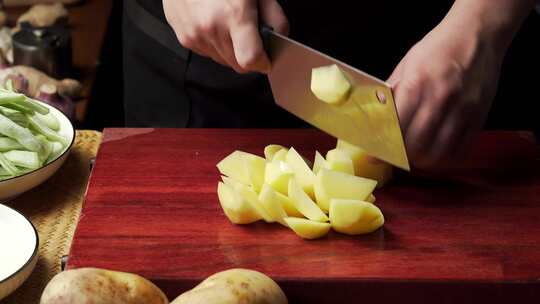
[0,204,39,300]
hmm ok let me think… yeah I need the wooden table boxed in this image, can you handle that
[4,0,113,123]
[68,128,540,303]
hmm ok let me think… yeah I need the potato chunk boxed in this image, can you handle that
[217,182,261,224]
[314,168,377,212]
[336,139,393,187]
[284,217,331,240]
[311,64,351,104]
[329,199,384,235]
[325,148,354,175]
[288,179,328,222]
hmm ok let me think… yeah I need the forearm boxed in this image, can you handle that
[443,0,535,50]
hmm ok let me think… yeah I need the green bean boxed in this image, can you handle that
[0,113,42,151]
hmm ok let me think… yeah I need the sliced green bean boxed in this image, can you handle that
[0,113,42,152]
[26,114,68,146]
[0,152,18,176]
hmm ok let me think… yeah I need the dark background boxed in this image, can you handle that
[83,1,540,137]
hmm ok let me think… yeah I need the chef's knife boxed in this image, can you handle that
[262,28,410,171]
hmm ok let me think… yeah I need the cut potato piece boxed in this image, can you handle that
[244,155,265,191]
[288,179,328,222]
[312,151,328,175]
[284,217,331,240]
[286,147,315,198]
[217,182,261,224]
[314,168,377,212]
[259,183,289,226]
[329,199,384,235]
[326,149,354,175]
[272,148,288,162]
[311,64,351,105]
[217,151,265,187]
[222,176,274,223]
[264,144,286,161]
[367,194,376,203]
[264,161,294,195]
[336,139,393,187]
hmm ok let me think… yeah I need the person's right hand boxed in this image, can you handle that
[163,0,288,74]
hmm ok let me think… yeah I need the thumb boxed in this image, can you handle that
[258,0,289,35]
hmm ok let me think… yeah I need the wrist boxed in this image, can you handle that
[444,0,535,51]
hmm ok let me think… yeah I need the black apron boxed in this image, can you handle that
[123,0,540,138]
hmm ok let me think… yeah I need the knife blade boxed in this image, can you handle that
[263,29,410,171]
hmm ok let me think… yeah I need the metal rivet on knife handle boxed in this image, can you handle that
[376,90,386,104]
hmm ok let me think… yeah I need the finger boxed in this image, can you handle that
[258,0,289,35]
[230,23,271,73]
[422,108,469,167]
[393,76,423,141]
[212,30,247,73]
[387,59,405,87]
[189,37,228,66]
[405,90,452,160]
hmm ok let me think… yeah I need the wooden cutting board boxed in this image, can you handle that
[67,128,540,303]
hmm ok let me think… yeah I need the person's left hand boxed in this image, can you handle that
[387,14,506,169]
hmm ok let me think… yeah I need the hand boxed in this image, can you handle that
[387,5,516,169]
[163,0,288,73]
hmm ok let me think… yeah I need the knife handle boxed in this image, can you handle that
[259,24,273,52]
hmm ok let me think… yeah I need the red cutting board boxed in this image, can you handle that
[68,128,540,303]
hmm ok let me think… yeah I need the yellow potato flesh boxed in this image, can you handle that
[216,151,252,185]
[310,64,351,105]
[222,176,273,223]
[284,217,331,240]
[336,139,393,187]
[288,178,328,222]
[314,168,377,212]
[329,199,384,235]
[258,183,289,226]
[272,148,288,162]
[264,144,286,161]
[312,151,328,175]
[367,193,376,203]
[264,161,294,195]
[217,182,261,224]
[217,150,267,189]
[326,148,354,175]
[286,147,315,198]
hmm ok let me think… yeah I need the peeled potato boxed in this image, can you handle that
[288,178,328,222]
[217,151,266,188]
[285,147,315,198]
[326,148,354,175]
[366,193,376,203]
[264,160,294,195]
[329,199,384,235]
[222,176,273,223]
[314,168,377,212]
[171,269,287,304]
[272,148,288,162]
[312,151,328,175]
[284,217,331,240]
[310,64,351,105]
[259,183,289,226]
[40,268,168,304]
[336,139,393,187]
[217,182,261,224]
[264,144,286,161]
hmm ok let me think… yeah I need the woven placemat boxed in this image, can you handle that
[3,130,102,304]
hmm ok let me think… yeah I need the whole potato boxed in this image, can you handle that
[40,267,168,304]
[171,268,287,304]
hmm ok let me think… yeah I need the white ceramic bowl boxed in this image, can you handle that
[0,102,75,202]
[0,203,39,300]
